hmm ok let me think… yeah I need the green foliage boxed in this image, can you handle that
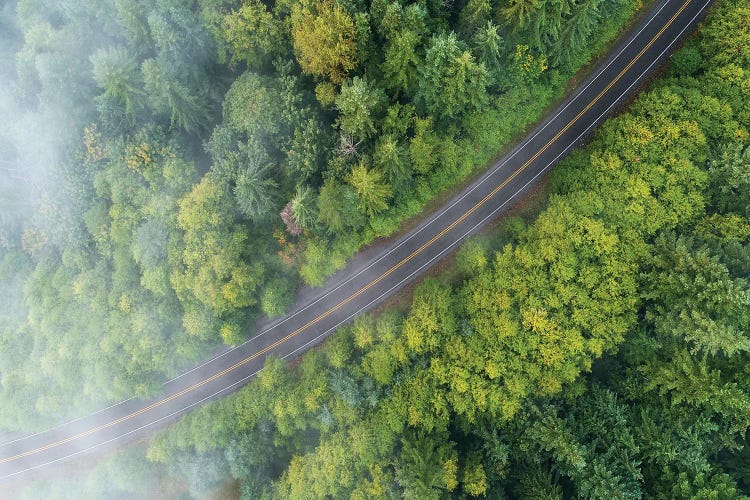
[455,237,488,276]
[382,29,422,95]
[510,43,549,83]
[233,158,279,223]
[395,432,459,498]
[260,276,296,318]
[409,116,440,175]
[700,0,750,68]
[373,135,410,190]
[174,177,265,326]
[708,142,750,216]
[291,0,358,84]
[416,33,489,122]
[290,184,318,231]
[458,0,491,36]
[286,117,331,182]
[141,56,209,133]
[643,233,750,358]
[136,4,750,499]
[221,72,280,141]
[552,0,603,67]
[464,196,637,417]
[90,46,144,121]
[347,161,391,216]
[317,179,364,235]
[336,76,386,139]
[6,0,722,497]
[473,20,504,82]
[222,0,283,69]
[501,0,539,29]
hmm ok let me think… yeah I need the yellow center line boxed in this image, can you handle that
[0,0,692,466]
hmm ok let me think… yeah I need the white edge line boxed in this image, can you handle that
[0,398,137,448]
[0,370,265,481]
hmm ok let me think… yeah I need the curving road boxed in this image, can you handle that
[0,0,714,482]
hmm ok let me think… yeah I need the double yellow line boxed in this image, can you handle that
[0,0,693,466]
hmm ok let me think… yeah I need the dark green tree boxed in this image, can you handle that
[416,33,488,123]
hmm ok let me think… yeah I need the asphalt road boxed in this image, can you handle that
[0,0,715,483]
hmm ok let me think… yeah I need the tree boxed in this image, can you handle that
[643,233,750,358]
[317,179,364,234]
[410,117,440,175]
[291,0,357,84]
[458,0,491,36]
[220,71,280,142]
[382,29,421,95]
[146,0,214,69]
[462,196,637,420]
[455,238,488,276]
[416,33,489,122]
[260,276,295,317]
[526,0,571,52]
[524,388,644,498]
[500,0,540,29]
[90,46,145,121]
[222,0,282,69]
[396,432,458,499]
[373,135,411,189]
[281,200,302,236]
[700,0,750,68]
[707,142,750,216]
[286,117,332,182]
[667,471,746,499]
[462,453,488,496]
[141,57,209,132]
[552,0,602,67]
[170,450,229,498]
[174,177,265,324]
[510,44,548,83]
[290,184,317,231]
[277,431,361,497]
[132,218,169,269]
[472,21,503,79]
[336,76,386,139]
[233,155,279,224]
[402,278,456,355]
[348,161,391,216]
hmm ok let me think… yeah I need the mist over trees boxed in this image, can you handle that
[1,0,748,496]
[0,0,641,433]
[10,0,750,497]
[136,2,750,497]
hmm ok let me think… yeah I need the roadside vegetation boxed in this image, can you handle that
[0,0,640,429]
[17,0,750,497]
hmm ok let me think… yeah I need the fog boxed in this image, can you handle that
[0,0,228,496]
[0,0,314,494]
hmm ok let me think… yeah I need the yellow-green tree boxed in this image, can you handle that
[172,177,264,338]
[348,161,392,216]
[291,0,357,84]
[222,0,282,68]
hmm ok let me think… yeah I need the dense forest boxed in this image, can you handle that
[15,0,750,498]
[0,0,640,431]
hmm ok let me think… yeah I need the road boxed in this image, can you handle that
[0,0,714,482]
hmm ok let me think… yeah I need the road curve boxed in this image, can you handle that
[0,0,714,482]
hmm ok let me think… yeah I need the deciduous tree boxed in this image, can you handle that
[291,0,357,84]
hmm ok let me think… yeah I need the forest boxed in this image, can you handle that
[12,0,750,498]
[0,0,639,431]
